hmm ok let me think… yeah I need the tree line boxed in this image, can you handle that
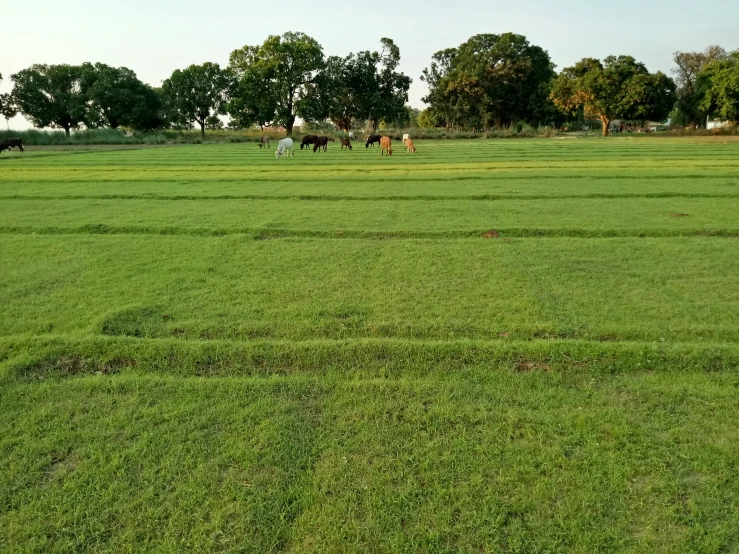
[1,32,737,137]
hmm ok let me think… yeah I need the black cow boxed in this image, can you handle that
[365,135,381,148]
[300,135,319,150]
[0,138,24,154]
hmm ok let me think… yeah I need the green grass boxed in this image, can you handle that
[2,137,739,553]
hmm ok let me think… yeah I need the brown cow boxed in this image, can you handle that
[404,138,416,153]
[259,136,271,149]
[340,138,352,150]
[313,136,334,152]
[380,136,392,156]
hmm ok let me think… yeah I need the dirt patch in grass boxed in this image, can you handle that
[482,229,500,239]
[515,360,552,373]
[670,213,689,217]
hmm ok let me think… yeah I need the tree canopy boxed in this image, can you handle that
[0,74,18,127]
[698,51,739,124]
[672,46,728,127]
[11,64,89,136]
[550,56,676,135]
[421,34,554,130]
[229,32,324,135]
[301,38,411,132]
[80,63,163,131]
[161,62,231,135]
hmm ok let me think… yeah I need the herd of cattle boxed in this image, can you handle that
[273,134,416,158]
[0,134,418,159]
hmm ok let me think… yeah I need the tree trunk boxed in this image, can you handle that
[64,126,71,137]
[199,120,205,136]
[600,116,611,137]
[286,113,296,136]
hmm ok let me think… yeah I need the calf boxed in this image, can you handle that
[258,136,271,149]
[366,135,381,148]
[0,138,24,154]
[275,138,294,158]
[404,138,416,153]
[300,135,319,150]
[380,136,392,156]
[313,136,334,152]
[340,138,352,150]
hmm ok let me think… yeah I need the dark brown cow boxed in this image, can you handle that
[301,135,319,150]
[313,136,334,152]
[258,136,270,149]
[340,138,352,150]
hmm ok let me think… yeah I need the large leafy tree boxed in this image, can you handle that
[161,62,232,135]
[11,64,89,136]
[229,32,324,135]
[421,34,554,130]
[672,46,728,127]
[226,70,277,130]
[551,56,676,136]
[80,63,163,130]
[698,51,739,124]
[301,39,411,132]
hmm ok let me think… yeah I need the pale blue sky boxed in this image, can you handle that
[2,0,737,128]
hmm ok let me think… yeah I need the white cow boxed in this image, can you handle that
[275,138,294,158]
[402,133,410,142]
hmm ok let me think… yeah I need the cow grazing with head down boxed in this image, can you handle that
[259,136,271,149]
[313,136,334,152]
[0,138,24,154]
[275,138,294,158]
[300,135,319,150]
[366,135,381,148]
[380,136,392,156]
[404,138,416,153]
[340,138,352,150]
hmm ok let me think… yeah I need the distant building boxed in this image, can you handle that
[706,119,729,130]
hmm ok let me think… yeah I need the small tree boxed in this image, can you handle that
[11,64,89,136]
[551,56,676,136]
[0,74,18,129]
[161,62,231,136]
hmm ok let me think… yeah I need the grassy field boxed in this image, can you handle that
[1,137,739,553]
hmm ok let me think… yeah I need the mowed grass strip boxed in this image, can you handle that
[2,370,739,553]
[1,197,737,237]
[1,235,737,342]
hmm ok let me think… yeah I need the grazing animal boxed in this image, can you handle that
[402,133,410,142]
[259,136,271,149]
[313,136,334,152]
[404,138,416,153]
[275,138,294,158]
[0,138,24,154]
[366,134,381,148]
[340,138,352,150]
[380,136,392,156]
[300,135,319,150]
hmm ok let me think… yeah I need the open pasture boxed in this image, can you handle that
[2,137,739,553]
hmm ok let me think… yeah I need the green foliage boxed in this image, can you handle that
[229,32,325,135]
[161,62,232,135]
[698,51,739,124]
[672,46,728,127]
[0,73,18,126]
[10,64,90,136]
[551,56,676,135]
[422,34,554,130]
[79,63,163,131]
